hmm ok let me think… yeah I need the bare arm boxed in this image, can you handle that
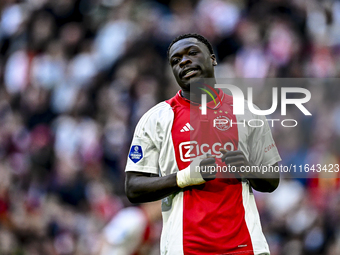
[125,156,217,203]
[125,172,180,203]
[247,162,279,192]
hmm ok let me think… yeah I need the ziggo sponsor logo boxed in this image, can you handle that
[179,141,234,162]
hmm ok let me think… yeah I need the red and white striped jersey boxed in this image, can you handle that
[125,89,281,255]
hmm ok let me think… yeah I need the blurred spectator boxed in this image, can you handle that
[98,201,161,255]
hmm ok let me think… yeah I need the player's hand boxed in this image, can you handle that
[199,154,217,181]
[219,149,250,179]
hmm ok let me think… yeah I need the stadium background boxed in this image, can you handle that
[0,0,340,254]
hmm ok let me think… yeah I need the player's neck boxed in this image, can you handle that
[181,90,200,103]
[181,87,219,103]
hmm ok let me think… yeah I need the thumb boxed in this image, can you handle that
[219,148,229,154]
[219,148,229,162]
[206,153,216,159]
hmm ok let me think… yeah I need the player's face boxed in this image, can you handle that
[169,38,217,92]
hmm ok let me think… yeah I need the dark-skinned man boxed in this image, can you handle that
[125,34,281,255]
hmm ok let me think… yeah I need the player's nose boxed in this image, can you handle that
[179,56,192,68]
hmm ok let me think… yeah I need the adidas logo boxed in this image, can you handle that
[180,123,194,132]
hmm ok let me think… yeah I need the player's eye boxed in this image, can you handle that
[171,58,180,65]
[189,51,198,55]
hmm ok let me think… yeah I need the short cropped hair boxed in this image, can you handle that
[167,33,214,62]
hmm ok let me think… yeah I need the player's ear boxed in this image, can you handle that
[211,54,217,66]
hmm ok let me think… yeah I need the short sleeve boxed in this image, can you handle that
[125,102,172,175]
[125,135,159,175]
[248,114,281,166]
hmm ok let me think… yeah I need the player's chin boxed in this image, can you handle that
[188,76,203,84]
[188,79,204,90]
[179,81,190,91]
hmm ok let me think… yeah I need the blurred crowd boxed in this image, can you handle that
[1,0,340,254]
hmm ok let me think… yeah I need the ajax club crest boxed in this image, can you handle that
[213,116,231,131]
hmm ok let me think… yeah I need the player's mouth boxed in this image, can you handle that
[181,68,200,79]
